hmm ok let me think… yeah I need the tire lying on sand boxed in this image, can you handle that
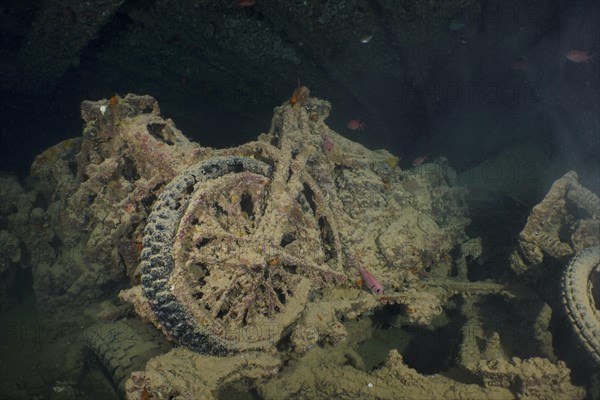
[83,319,173,394]
[560,246,600,366]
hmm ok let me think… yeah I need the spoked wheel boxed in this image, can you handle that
[141,155,346,354]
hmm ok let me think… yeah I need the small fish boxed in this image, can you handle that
[358,267,384,295]
[510,61,530,71]
[360,34,374,44]
[237,0,256,7]
[448,19,466,31]
[565,50,595,63]
[412,154,428,167]
[347,119,365,131]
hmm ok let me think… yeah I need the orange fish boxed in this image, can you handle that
[237,0,256,6]
[347,119,365,131]
[566,50,595,63]
[412,154,428,167]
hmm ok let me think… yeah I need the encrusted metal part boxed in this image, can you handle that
[511,171,600,275]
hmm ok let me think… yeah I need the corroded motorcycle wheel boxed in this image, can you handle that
[141,156,345,354]
[561,246,600,366]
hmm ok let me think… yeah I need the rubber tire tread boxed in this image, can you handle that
[560,246,600,366]
[84,319,173,394]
